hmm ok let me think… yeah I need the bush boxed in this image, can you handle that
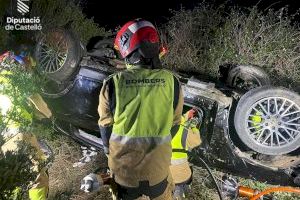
[0,136,37,200]
[29,0,110,44]
[0,63,48,199]
[162,4,225,76]
[163,3,300,87]
[0,64,43,131]
[0,1,10,51]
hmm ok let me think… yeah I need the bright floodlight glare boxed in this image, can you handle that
[0,95,12,115]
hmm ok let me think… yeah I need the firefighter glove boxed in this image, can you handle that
[80,173,101,193]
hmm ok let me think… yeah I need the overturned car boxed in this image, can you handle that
[34,28,300,187]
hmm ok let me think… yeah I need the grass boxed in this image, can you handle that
[239,178,300,200]
[47,135,111,200]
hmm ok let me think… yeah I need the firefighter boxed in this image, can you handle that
[80,19,183,199]
[170,108,202,199]
[0,50,52,200]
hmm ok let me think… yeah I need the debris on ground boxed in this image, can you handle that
[73,146,98,168]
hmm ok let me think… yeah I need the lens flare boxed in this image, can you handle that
[0,95,12,115]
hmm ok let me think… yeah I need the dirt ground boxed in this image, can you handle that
[47,137,110,200]
[47,136,300,200]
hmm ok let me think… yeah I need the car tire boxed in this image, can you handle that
[234,86,300,155]
[35,28,82,83]
[226,65,270,91]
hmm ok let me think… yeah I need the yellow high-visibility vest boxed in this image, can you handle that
[171,116,188,165]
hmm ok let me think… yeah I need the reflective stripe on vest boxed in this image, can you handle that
[171,157,188,165]
[171,117,188,165]
[112,68,174,139]
[110,133,171,145]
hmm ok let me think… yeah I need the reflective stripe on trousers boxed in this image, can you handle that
[171,158,188,165]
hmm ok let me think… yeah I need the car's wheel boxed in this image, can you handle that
[227,65,270,91]
[35,28,82,83]
[234,86,300,155]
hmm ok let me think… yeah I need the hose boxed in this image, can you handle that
[189,150,224,200]
[250,187,300,200]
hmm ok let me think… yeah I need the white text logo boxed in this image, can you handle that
[5,0,42,31]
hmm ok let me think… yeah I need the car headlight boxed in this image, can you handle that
[0,94,12,115]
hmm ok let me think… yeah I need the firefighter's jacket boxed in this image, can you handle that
[98,66,183,187]
[170,116,201,184]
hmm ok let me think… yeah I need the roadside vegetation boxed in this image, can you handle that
[29,0,110,44]
[0,0,109,198]
[0,62,42,199]
[162,3,300,88]
[0,1,9,52]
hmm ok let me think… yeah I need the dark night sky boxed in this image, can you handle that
[82,0,300,29]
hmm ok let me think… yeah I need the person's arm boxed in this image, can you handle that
[171,76,184,137]
[98,78,114,154]
[186,127,202,149]
[28,93,52,119]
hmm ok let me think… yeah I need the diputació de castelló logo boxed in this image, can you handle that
[17,0,30,15]
[5,0,42,31]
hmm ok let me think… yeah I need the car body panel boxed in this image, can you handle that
[45,66,109,132]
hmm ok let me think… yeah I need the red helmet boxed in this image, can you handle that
[114,19,160,59]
